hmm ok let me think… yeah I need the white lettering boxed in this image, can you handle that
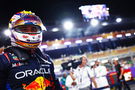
[15,68,51,79]
[25,70,33,77]
[15,71,25,79]
[39,68,50,74]
[33,69,40,75]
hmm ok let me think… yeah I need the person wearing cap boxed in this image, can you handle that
[0,10,62,90]
[113,58,130,90]
[60,72,68,90]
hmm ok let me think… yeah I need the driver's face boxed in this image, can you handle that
[14,25,41,33]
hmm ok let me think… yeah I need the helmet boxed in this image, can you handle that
[9,10,46,49]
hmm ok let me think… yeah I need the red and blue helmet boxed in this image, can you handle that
[9,10,46,49]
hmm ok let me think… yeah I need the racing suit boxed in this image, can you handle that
[0,46,62,90]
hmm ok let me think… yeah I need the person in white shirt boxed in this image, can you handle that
[71,56,97,90]
[93,61,110,90]
[65,70,79,90]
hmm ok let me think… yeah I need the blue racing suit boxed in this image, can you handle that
[0,46,62,90]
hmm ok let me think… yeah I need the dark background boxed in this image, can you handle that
[0,0,135,46]
[0,0,134,27]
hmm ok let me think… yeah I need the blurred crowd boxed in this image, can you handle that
[59,56,131,90]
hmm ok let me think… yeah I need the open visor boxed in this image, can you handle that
[14,25,42,34]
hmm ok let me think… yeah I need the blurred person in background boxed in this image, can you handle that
[93,60,110,90]
[113,58,131,90]
[0,10,62,90]
[70,56,97,90]
[65,69,79,90]
[61,72,68,90]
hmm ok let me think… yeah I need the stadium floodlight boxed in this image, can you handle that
[125,33,131,37]
[4,29,11,36]
[116,34,122,38]
[40,45,48,49]
[107,36,113,39]
[90,19,99,27]
[52,28,59,32]
[96,37,103,41]
[52,43,61,47]
[116,18,122,23]
[86,38,93,42]
[101,22,108,26]
[75,40,82,44]
[63,20,74,30]
[64,41,72,45]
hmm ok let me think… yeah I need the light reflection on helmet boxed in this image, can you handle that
[9,10,46,49]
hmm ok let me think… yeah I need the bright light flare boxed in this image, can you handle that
[52,28,59,32]
[101,22,108,26]
[125,33,131,37]
[116,34,122,38]
[52,43,61,47]
[96,37,103,41]
[86,38,93,42]
[63,20,74,30]
[40,45,48,49]
[64,41,72,45]
[107,36,113,39]
[4,29,11,36]
[75,40,82,44]
[116,18,122,23]
[90,19,99,26]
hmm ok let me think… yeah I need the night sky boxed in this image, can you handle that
[0,0,135,45]
[0,0,134,27]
